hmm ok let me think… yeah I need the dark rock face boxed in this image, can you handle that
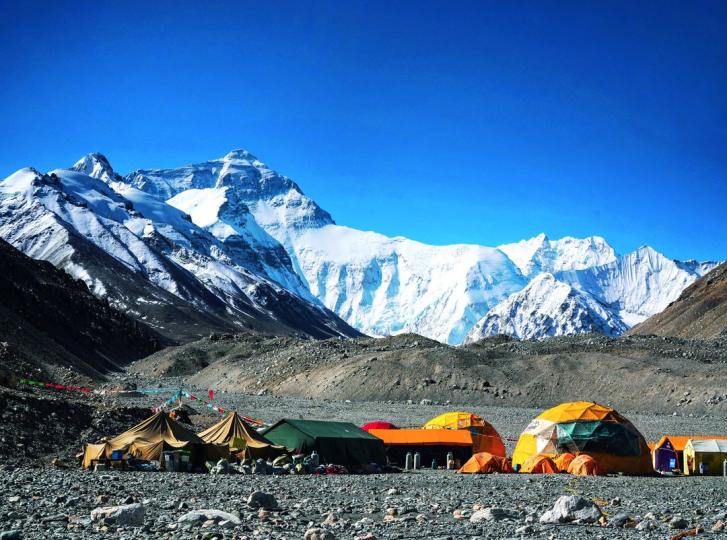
[0,238,161,380]
[629,262,727,339]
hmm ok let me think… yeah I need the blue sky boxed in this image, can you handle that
[1,1,725,261]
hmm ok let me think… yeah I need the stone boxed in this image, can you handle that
[0,532,21,540]
[712,520,725,532]
[177,510,241,525]
[539,496,603,524]
[247,491,278,510]
[515,524,534,535]
[304,528,336,540]
[609,513,633,528]
[354,534,376,540]
[669,516,689,529]
[90,503,144,527]
[470,507,520,523]
[636,520,657,531]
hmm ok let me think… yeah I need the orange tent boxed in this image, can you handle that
[369,428,473,446]
[458,452,513,474]
[370,428,475,467]
[553,452,575,472]
[567,454,605,476]
[521,454,559,474]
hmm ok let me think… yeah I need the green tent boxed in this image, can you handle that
[262,419,386,470]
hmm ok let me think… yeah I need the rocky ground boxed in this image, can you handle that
[1,466,726,539]
[2,331,727,539]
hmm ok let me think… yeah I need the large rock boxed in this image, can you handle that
[90,503,144,526]
[177,509,241,525]
[539,496,602,524]
[247,491,278,510]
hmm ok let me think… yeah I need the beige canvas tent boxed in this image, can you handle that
[199,412,287,460]
[82,411,227,469]
[683,439,727,476]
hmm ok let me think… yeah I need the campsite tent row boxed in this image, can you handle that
[366,403,654,476]
[82,412,387,471]
[652,435,727,475]
[82,402,726,476]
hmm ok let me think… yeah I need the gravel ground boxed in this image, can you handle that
[3,387,727,539]
[1,467,726,539]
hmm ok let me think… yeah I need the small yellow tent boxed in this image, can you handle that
[511,401,652,475]
[81,411,227,469]
[422,411,506,457]
[683,439,727,476]
[198,412,286,460]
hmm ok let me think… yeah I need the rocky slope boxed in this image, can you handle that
[0,238,161,380]
[0,161,358,342]
[628,262,727,339]
[128,332,727,415]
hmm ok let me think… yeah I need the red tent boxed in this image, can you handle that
[362,421,398,432]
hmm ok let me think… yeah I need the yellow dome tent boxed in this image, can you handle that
[423,411,506,457]
[511,401,652,475]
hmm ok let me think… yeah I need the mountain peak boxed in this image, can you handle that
[72,152,120,184]
[222,149,259,162]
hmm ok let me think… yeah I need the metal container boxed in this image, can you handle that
[414,452,421,470]
[405,452,413,470]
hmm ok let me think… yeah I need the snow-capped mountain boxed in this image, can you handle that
[127,149,333,259]
[498,233,616,276]
[2,147,717,345]
[555,246,717,327]
[122,150,526,344]
[112,148,719,344]
[464,273,629,342]
[0,159,358,341]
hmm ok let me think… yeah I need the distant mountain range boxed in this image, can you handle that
[0,149,719,344]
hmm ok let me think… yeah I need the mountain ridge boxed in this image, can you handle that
[1,148,719,344]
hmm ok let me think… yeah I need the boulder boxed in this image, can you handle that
[247,491,278,510]
[90,503,144,526]
[177,509,241,525]
[539,496,602,524]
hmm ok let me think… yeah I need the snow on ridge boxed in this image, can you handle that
[464,272,628,342]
